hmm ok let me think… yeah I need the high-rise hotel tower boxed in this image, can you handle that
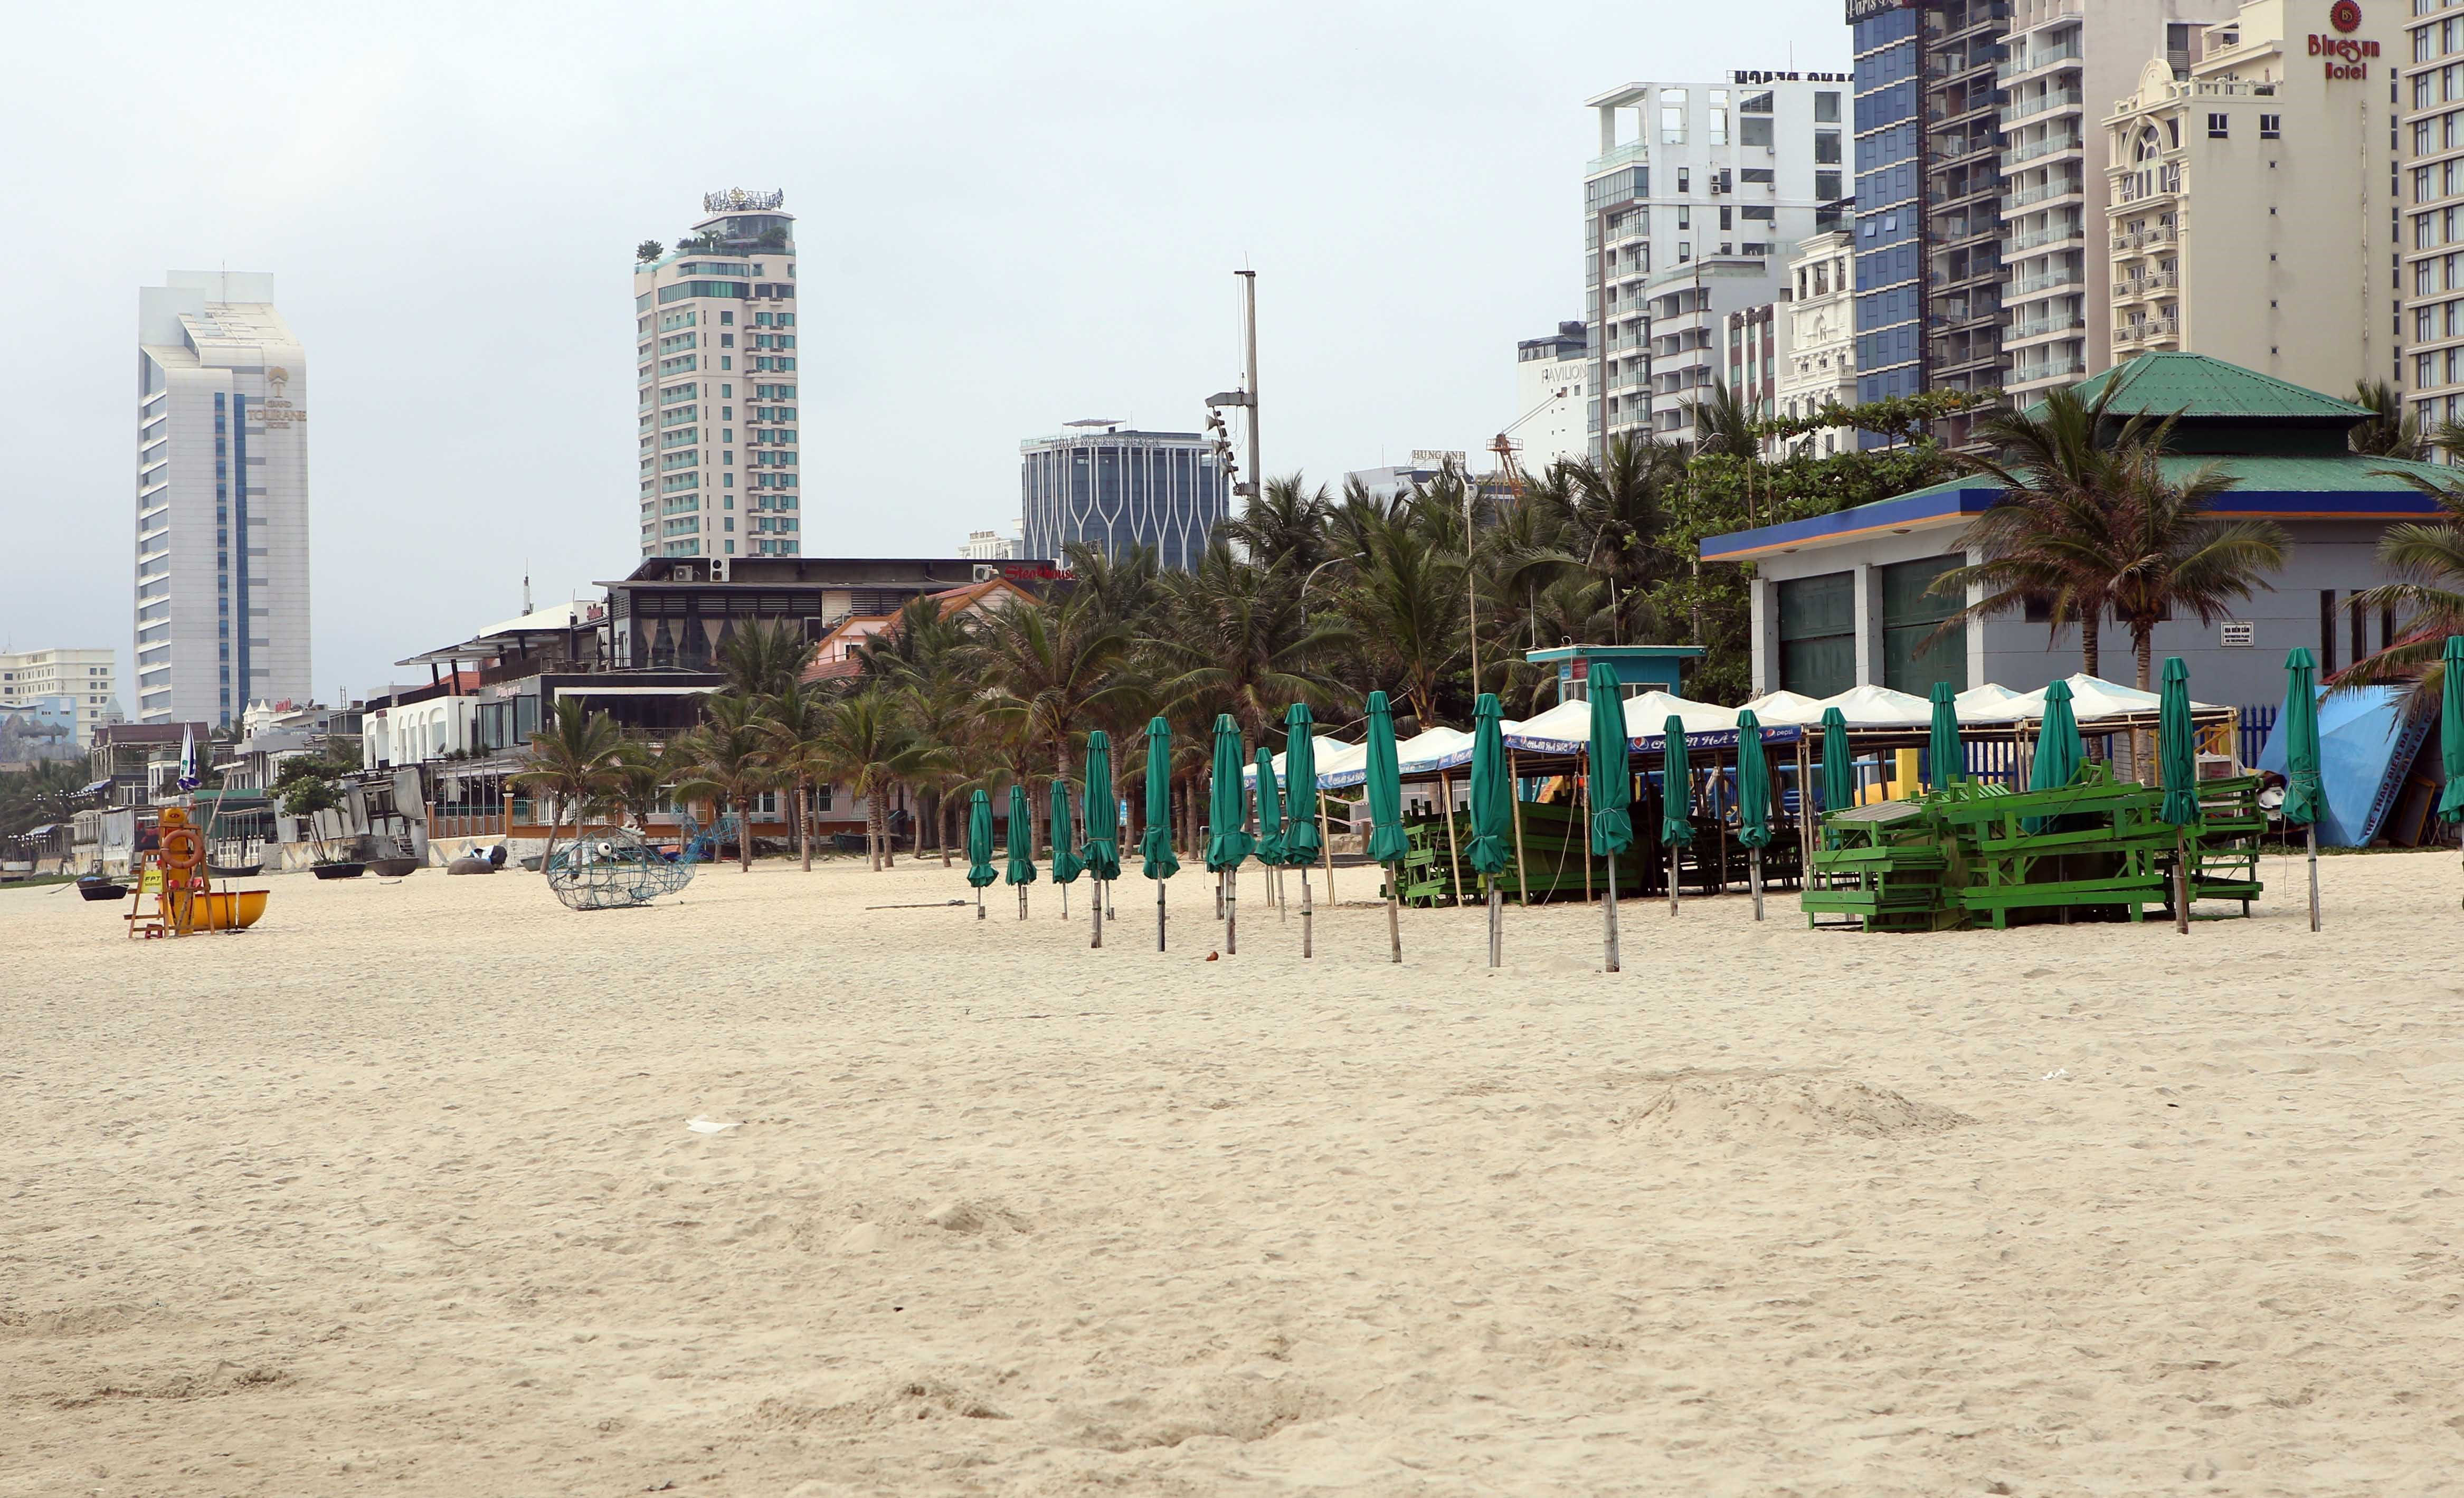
[634,190,802,559]
[135,272,311,727]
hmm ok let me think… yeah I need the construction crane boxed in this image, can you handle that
[1485,384,1571,503]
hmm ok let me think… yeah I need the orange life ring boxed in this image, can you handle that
[159,826,206,871]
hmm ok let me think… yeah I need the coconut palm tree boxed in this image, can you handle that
[511,699,631,873]
[812,689,948,870]
[1152,541,1353,738]
[756,682,837,870]
[2348,379,2427,460]
[1219,473,1332,576]
[972,590,1143,784]
[2343,467,2464,709]
[1544,434,1686,643]
[1339,511,1465,729]
[2101,445,2286,689]
[669,693,777,871]
[717,617,813,699]
[1060,540,1165,635]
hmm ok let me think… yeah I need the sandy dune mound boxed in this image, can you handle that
[1616,1070,1974,1143]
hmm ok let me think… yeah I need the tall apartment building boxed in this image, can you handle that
[0,649,116,747]
[1512,321,1591,475]
[1851,0,1930,407]
[634,191,801,560]
[1778,230,1862,451]
[1019,422,1230,571]
[2404,0,2464,433]
[2102,0,2396,390]
[1584,74,1851,451]
[2001,0,2231,401]
[135,272,310,727]
[1923,0,2013,416]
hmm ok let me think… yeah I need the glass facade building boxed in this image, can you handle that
[1018,427,1229,572]
[1853,0,1927,412]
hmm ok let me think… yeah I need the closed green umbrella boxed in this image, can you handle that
[1736,708,1773,922]
[1049,775,1084,908]
[1587,666,1633,970]
[2439,637,2464,824]
[964,788,996,920]
[1467,691,1512,968]
[1928,680,1963,793]
[1282,704,1325,958]
[1004,782,1037,919]
[1364,691,1408,963]
[1254,748,1286,867]
[1205,715,1253,953]
[1661,713,1694,918]
[2280,647,2323,931]
[1820,705,1854,844]
[1082,729,1120,949]
[2156,656,2201,933]
[2026,678,2084,836]
[1140,716,1178,950]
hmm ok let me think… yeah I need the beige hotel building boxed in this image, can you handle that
[2404,0,2464,431]
[2100,0,2399,393]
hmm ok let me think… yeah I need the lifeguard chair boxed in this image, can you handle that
[128,806,207,938]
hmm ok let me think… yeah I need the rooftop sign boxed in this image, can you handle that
[703,188,785,212]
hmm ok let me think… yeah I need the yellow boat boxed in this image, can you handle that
[193,888,269,931]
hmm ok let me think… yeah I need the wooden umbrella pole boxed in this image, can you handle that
[1751,845,1764,922]
[2174,828,2189,934]
[1795,735,1813,875]
[1062,882,1069,919]
[1091,881,1103,948]
[1386,864,1402,963]
[1301,865,1314,959]
[1604,852,1622,973]
[1227,867,1238,955]
[977,887,984,920]
[1438,769,1467,907]
[1508,750,1531,907]
[1580,772,1593,903]
[1019,885,1027,921]
[2307,823,2320,932]
[1157,879,1168,951]
[1487,879,1501,968]
[1321,801,1337,904]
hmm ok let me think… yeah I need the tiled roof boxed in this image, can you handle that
[2052,353,2373,420]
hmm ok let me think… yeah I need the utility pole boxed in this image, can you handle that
[1237,270,1261,501]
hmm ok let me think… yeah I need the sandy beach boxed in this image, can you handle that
[5,851,2462,1495]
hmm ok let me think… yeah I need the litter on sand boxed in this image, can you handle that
[685,1116,742,1134]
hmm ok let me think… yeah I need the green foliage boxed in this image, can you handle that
[635,239,665,263]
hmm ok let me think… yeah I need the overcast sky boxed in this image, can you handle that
[0,1,1848,705]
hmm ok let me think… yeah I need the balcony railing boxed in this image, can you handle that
[2000,88,2084,126]
[1996,40,2082,80]
[2004,177,2083,211]
[2109,223,2179,252]
[2009,356,2088,385]
[2006,131,2084,165]
[2116,314,2181,344]
[2010,265,2086,296]
[2007,222,2085,253]
[1586,139,1651,176]
[2007,312,2087,340]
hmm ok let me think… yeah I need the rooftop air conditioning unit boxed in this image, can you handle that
[973,564,1000,582]
[709,557,731,583]
[670,565,694,582]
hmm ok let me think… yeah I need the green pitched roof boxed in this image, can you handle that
[2046,353,2373,420]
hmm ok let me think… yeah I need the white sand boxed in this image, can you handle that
[4,849,2462,1495]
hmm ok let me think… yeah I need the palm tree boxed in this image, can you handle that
[1929,384,2146,676]
[1931,387,2284,688]
[669,693,776,871]
[2343,467,2464,709]
[812,689,947,870]
[1339,513,1465,729]
[2102,446,2287,689]
[717,618,813,699]
[972,591,1143,784]
[1219,473,1331,576]
[1060,540,1164,634]
[1684,379,1761,463]
[756,682,837,871]
[2349,379,2427,460]
[511,699,631,873]
[604,755,670,836]
[1544,434,1686,643]
[1152,541,1353,738]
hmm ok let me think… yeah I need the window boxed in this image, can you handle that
[1815,91,1840,122]
[1678,205,1691,229]
[2207,112,2229,137]
[1677,167,1690,193]
[719,310,734,325]
[1720,206,1732,230]
[1741,115,1774,147]
[1740,90,1774,113]
[1880,555,1967,694]
[1816,170,1841,200]
[1777,573,1855,698]
[1660,87,1688,144]
[1815,130,1842,164]
[1709,88,1729,145]
[2260,113,2280,138]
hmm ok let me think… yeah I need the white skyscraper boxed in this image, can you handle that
[634,190,802,559]
[136,272,311,727]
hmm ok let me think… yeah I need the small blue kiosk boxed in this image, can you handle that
[1524,642,1707,703]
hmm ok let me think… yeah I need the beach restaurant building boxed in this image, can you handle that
[1699,355,2445,712]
